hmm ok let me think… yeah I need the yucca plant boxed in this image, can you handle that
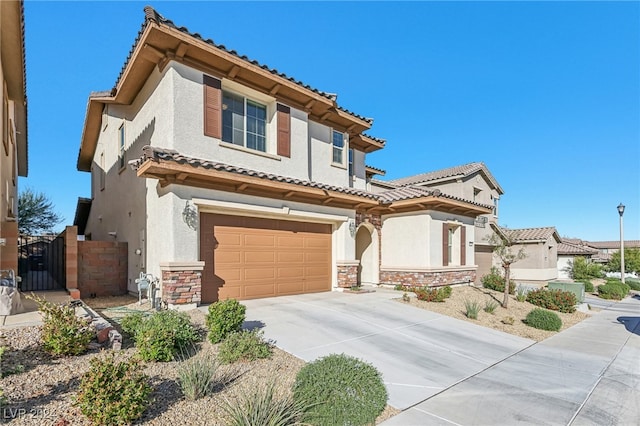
[177,352,220,400]
[223,381,310,426]
[483,300,498,314]
[464,300,481,319]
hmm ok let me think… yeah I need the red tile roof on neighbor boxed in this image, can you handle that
[112,6,373,125]
[386,162,504,194]
[586,240,640,249]
[558,241,598,256]
[500,226,561,243]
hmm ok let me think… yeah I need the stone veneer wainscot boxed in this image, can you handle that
[380,267,477,288]
[159,261,205,310]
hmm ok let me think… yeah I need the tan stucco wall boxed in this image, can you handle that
[510,235,559,282]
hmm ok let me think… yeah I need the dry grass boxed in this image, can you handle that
[399,285,589,342]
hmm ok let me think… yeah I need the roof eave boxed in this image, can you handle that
[385,196,492,217]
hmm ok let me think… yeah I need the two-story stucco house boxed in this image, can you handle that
[75,7,491,307]
[497,226,561,284]
[372,162,503,283]
[0,0,28,275]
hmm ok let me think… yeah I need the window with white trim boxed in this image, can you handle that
[493,196,499,216]
[348,149,354,176]
[222,91,267,152]
[118,124,125,170]
[332,130,345,164]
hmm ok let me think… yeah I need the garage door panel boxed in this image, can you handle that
[277,267,305,278]
[278,252,304,263]
[201,213,331,302]
[216,251,242,264]
[244,234,276,248]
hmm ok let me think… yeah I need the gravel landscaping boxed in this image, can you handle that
[0,296,398,425]
[398,284,590,341]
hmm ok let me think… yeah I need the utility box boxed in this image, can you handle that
[548,282,585,303]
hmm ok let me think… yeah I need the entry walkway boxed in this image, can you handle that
[383,295,640,425]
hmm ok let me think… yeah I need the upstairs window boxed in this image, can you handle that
[222,91,267,152]
[493,197,499,216]
[348,149,354,176]
[118,124,125,170]
[332,130,345,164]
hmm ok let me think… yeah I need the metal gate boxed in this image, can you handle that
[18,234,65,291]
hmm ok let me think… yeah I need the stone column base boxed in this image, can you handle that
[337,261,360,289]
[159,261,205,311]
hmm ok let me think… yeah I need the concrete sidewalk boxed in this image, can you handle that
[0,291,70,328]
[383,294,640,425]
[236,289,533,410]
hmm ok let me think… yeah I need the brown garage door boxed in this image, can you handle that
[200,213,332,303]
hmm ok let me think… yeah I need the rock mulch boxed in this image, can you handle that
[0,298,398,424]
[398,285,590,341]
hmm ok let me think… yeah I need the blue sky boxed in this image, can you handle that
[22,1,639,241]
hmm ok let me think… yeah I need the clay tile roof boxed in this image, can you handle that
[377,185,493,209]
[134,146,379,200]
[557,241,598,255]
[112,6,372,125]
[500,226,561,243]
[386,162,503,194]
[365,165,386,176]
[586,240,640,249]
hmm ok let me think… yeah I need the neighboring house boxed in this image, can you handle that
[75,7,491,306]
[556,238,598,280]
[498,226,561,284]
[585,240,640,264]
[373,162,504,283]
[0,0,28,275]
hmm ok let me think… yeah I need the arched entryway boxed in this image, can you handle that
[355,223,379,286]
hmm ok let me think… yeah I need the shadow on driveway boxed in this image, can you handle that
[617,316,640,335]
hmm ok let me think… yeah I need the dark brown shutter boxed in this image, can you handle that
[203,75,222,138]
[460,226,466,266]
[442,223,449,266]
[277,104,291,157]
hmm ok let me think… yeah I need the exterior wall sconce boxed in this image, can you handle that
[135,248,142,255]
[469,241,474,247]
[182,201,198,230]
[348,219,357,237]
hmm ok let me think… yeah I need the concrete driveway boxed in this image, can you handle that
[237,289,533,410]
[383,294,640,425]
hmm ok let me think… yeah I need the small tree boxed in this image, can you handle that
[566,256,603,280]
[608,248,640,274]
[18,188,62,235]
[487,227,527,308]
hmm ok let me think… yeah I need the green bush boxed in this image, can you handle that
[481,269,515,294]
[218,330,272,364]
[75,353,152,425]
[526,288,577,313]
[206,299,246,344]
[464,300,481,319]
[581,280,595,293]
[525,308,562,331]
[119,311,146,337]
[131,310,200,362]
[570,257,604,280]
[414,286,452,302]
[27,294,93,356]
[293,353,387,426]
[627,278,640,291]
[223,381,310,426]
[598,281,630,300]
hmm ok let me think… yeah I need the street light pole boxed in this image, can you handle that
[617,203,625,284]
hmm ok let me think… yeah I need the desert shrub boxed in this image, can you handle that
[581,280,595,293]
[206,299,246,344]
[483,300,498,314]
[177,352,222,400]
[525,308,562,331]
[526,288,577,313]
[481,268,515,294]
[75,353,152,425]
[598,281,630,300]
[218,330,272,364]
[27,294,93,356]
[133,310,199,362]
[515,286,528,302]
[223,381,310,426]
[401,292,411,302]
[394,284,414,292]
[414,286,452,302]
[119,312,146,337]
[464,300,481,319]
[627,278,640,291]
[293,353,387,426]
[569,257,604,280]
[502,316,515,325]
